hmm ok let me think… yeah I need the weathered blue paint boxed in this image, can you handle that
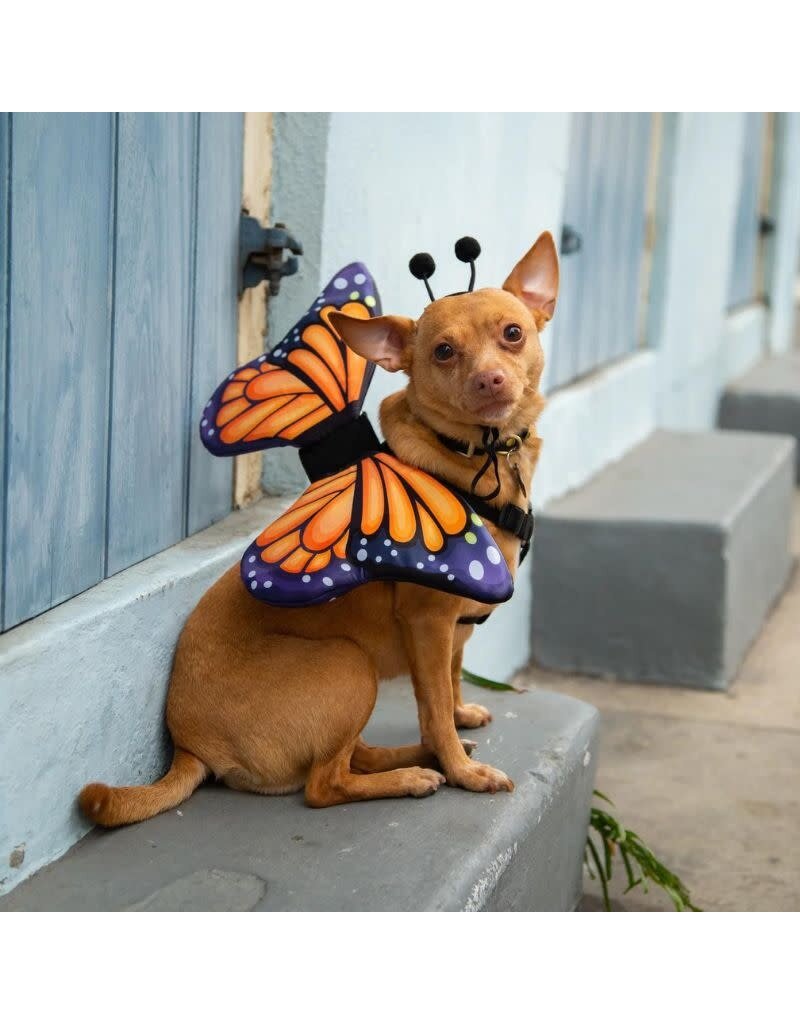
[106,113,197,575]
[4,114,114,628]
[550,113,652,389]
[186,114,242,536]
[0,113,243,630]
[727,113,765,309]
[766,113,800,354]
[0,114,9,630]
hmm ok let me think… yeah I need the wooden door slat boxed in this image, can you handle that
[3,113,114,628]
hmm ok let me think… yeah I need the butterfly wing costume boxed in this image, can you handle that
[201,261,515,608]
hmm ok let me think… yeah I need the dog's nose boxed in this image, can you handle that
[471,369,507,396]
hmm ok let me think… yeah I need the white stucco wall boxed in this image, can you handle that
[309,111,798,680]
[266,110,799,681]
[647,114,748,429]
[318,113,571,678]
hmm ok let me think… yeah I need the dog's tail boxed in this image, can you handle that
[78,749,208,827]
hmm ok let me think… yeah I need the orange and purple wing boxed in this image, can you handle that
[201,263,380,457]
[241,452,513,606]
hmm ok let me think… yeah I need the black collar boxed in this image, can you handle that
[435,426,530,459]
[432,426,534,628]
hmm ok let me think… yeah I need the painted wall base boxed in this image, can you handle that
[0,496,288,896]
[2,685,598,912]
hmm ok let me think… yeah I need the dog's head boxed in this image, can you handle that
[329,232,559,435]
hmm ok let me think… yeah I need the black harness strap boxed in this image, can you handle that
[297,417,534,630]
[299,413,380,482]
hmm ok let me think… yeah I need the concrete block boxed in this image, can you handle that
[719,353,800,480]
[531,430,795,690]
[0,685,598,912]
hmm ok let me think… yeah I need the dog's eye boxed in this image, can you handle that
[434,342,455,362]
[503,324,523,343]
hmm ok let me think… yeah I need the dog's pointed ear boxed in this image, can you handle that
[328,312,416,372]
[503,231,559,326]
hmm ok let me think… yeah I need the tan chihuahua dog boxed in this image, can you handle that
[79,231,558,824]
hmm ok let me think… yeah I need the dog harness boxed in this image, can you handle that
[200,254,533,613]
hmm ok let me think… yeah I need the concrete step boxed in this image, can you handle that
[719,352,800,480]
[0,683,598,912]
[531,430,795,691]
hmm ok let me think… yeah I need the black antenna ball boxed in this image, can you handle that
[454,236,481,263]
[409,252,436,280]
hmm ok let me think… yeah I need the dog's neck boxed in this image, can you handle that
[379,387,543,510]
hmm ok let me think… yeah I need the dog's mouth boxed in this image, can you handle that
[467,398,517,425]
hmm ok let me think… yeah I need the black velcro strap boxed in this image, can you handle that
[459,490,534,548]
[299,414,380,482]
[496,503,534,545]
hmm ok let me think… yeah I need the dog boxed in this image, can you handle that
[79,231,558,823]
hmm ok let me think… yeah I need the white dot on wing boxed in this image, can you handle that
[486,546,501,565]
[468,560,484,581]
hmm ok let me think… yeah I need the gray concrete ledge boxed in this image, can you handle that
[0,496,289,896]
[531,430,795,690]
[719,352,800,479]
[2,684,598,912]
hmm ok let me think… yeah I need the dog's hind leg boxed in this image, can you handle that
[350,737,476,773]
[306,743,445,807]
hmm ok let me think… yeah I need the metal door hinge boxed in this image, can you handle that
[239,215,303,296]
[560,223,583,256]
[759,216,776,237]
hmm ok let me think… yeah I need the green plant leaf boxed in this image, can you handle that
[461,667,526,692]
[586,835,611,911]
[585,793,700,912]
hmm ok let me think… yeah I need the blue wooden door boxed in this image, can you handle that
[727,113,767,309]
[549,113,653,390]
[0,113,243,631]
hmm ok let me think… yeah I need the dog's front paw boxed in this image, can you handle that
[455,702,492,728]
[446,762,514,794]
